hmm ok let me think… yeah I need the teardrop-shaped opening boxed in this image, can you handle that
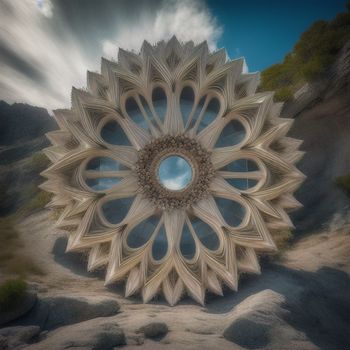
[180,86,195,125]
[220,159,258,172]
[86,178,121,191]
[152,87,167,122]
[87,157,129,171]
[191,216,219,250]
[127,215,160,248]
[180,223,196,259]
[214,120,246,148]
[226,178,258,190]
[188,96,205,129]
[198,97,220,133]
[101,121,132,146]
[214,197,245,227]
[125,97,148,130]
[152,224,168,260]
[101,197,134,224]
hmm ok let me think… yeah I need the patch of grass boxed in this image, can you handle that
[15,151,52,217]
[0,278,27,311]
[335,173,350,196]
[26,151,50,174]
[274,87,294,102]
[19,190,52,216]
[270,229,293,251]
[260,7,350,101]
[0,215,45,277]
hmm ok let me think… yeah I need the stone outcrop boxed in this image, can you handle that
[288,41,350,232]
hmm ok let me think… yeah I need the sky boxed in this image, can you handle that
[0,0,348,111]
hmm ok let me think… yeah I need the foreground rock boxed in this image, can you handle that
[0,291,37,326]
[26,319,125,350]
[0,325,41,349]
[223,290,318,350]
[10,295,120,330]
[138,322,169,339]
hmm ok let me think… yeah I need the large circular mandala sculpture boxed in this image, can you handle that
[41,37,305,305]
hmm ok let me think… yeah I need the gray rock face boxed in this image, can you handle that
[286,41,350,232]
[10,295,120,330]
[223,290,319,350]
[0,292,37,326]
[0,325,41,349]
[25,320,125,350]
[138,322,169,339]
[0,335,8,350]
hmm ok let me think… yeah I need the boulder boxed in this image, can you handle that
[223,318,270,349]
[0,335,8,350]
[0,292,37,326]
[223,289,314,350]
[138,322,168,339]
[0,325,40,349]
[12,295,120,330]
[25,320,125,350]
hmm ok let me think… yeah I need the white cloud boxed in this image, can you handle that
[0,0,91,110]
[0,0,222,111]
[102,0,222,59]
[36,0,53,18]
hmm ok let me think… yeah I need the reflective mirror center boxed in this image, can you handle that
[158,155,193,191]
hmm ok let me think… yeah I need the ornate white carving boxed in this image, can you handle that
[41,36,305,305]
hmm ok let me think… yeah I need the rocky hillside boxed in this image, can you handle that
[0,102,56,215]
[288,41,350,233]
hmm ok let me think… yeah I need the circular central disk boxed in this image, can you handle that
[135,135,215,209]
[158,155,193,191]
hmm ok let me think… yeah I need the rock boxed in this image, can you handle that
[223,290,317,350]
[287,40,350,233]
[12,295,120,330]
[0,325,41,349]
[139,322,168,339]
[126,335,144,346]
[25,320,125,350]
[38,330,48,341]
[0,335,8,350]
[0,291,37,326]
[92,323,126,350]
[224,318,270,349]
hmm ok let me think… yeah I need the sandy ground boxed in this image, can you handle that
[8,210,350,350]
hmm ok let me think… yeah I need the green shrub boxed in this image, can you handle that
[274,87,294,102]
[270,229,293,251]
[27,151,50,173]
[335,174,350,195]
[0,278,27,311]
[19,190,52,216]
[260,7,350,99]
[0,215,45,277]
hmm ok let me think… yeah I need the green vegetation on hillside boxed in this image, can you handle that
[0,216,45,277]
[260,5,350,101]
[0,278,27,311]
[335,173,350,196]
[18,151,52,216]
[0,151,50,278]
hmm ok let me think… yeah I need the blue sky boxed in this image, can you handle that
[208,0,348,71]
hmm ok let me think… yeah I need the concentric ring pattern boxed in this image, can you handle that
[41,37,305,305]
